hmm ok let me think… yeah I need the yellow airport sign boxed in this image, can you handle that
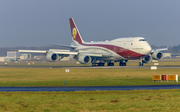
[152,75,161,80]
[167,75,176,80]
[152,74,178,82]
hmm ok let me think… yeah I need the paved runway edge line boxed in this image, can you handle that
[1,85,180,92]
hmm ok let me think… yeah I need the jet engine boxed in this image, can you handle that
[142,55,152,63]
[151,52,163,60]
[46,51,59,61]
[78,54,92,64]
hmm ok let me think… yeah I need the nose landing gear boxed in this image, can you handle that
[139,57,144,66]
[139,62,144,66]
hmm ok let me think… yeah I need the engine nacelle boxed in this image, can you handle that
[78,54,92,64]
[46,51,59,61]
[142,55,152,63]
[152,52,163,60]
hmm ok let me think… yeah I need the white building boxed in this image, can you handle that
[163,53,171,58]
[20,54,31,60]
[7,51,20,59]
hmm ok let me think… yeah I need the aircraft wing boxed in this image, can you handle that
[46,43,76,49]
[151,48,168,53]
[18,50,47,53]
[18,50,78,55]
[18,50,112,57]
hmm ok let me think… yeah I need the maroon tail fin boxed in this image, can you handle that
[69,18,84,44]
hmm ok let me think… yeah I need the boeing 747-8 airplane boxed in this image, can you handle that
[19,18,167,66]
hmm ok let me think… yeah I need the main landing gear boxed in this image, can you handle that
[107,62,114,66]
[119,62,126,66]
[119,60,127,66]
[92,62,105,66]
[92,61,114,66]
[92,61,127,67]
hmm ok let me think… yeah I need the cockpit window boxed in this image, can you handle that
[139,39,146,41]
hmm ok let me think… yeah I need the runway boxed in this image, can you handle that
[0,85,180,92]
[1,64,180,69]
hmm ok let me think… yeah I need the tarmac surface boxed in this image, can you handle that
[0,85,180,92]
[1,64,180,69]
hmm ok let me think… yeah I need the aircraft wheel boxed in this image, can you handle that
[111,63,114,66]
[139,62,143,66]
[123,63,126,66]
[102,63,105,66]
[119,62,126,66]
[92,63,96,66]
[107,62,110,66]
[97,63,105,66]
[108,62,114,66]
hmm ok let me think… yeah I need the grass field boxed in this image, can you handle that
[1,90,180,111]
[0,63,180,111]
[0,68,180,86]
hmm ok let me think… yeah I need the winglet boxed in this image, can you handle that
[69,18,84,44]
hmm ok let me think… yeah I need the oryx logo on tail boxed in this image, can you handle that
[72,28,77,40]
[69,18,84,44]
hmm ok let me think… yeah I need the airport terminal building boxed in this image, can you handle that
[0,51,20,62]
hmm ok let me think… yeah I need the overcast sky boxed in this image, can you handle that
[0,0,180,47]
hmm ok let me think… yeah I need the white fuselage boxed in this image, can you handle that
[72,37,152,60]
